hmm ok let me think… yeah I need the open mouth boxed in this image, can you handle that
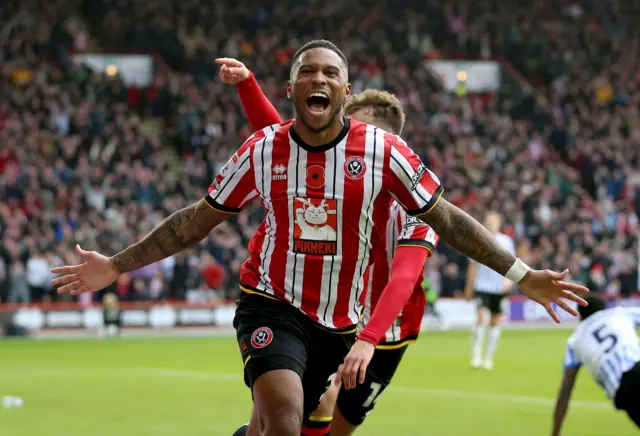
[305,92,330,115]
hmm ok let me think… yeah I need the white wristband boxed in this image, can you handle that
[505,258,531,283]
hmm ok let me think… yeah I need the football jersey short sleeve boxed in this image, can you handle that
[396,208,439,252]
[387,136,443,216]
[563,336,581,369]
[204,135,259,213]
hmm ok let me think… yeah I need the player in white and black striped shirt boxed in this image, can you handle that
[464,212,516,369]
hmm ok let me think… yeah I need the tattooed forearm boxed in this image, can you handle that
[416,198,515,275]
[110,200,228,274]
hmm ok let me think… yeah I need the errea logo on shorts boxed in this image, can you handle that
[251,327,274,349]
[272,164,287,181]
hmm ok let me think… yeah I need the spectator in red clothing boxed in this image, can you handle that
[200,252,226,291]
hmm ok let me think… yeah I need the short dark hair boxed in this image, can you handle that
[578,293,607,320]
[290,39,348,80]
[344,89,406,135]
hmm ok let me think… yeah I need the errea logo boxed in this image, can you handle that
[272,164,287,181]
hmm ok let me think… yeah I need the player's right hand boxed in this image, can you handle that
[335,339,375,390]
[51,244,120,295]
[215,57,250,85]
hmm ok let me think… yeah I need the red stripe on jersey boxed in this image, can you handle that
[299,152,327,323]
[333,128,367,326]
[263,127,292,301]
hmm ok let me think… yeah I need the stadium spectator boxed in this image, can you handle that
[0,0,638,305]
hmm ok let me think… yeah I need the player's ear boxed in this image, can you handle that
[344,83,351,99]
[286,81,292,100]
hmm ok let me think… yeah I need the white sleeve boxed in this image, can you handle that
[563,338,581,369]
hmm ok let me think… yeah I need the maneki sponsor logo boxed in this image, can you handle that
[293,198,338,255]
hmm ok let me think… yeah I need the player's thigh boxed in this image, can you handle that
[234,293,308,426]
[234,294,308,382]
[336,346,407,427]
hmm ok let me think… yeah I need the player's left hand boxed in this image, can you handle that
[335,339,375,390]
[518,269,589,323]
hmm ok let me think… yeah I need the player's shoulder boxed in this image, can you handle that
[243,120,294,147]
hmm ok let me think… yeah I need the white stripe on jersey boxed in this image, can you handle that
[564,307,640,400]
[347,125,385,324]
[472,233,515,294]
[318,138,345,326]
[256,126,277,296]
[287,136,307,307]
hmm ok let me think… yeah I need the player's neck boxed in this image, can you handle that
[293,117,345,147]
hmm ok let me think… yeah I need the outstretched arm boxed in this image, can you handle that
[52,130,262,295]
[51,199,231,294]
[111,199,229,273]
[415,198,588,321]
[416,198,514,276]
[552,366,580,436]
[215,57,283,130]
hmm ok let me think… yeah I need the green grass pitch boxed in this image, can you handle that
[0,329,636,435]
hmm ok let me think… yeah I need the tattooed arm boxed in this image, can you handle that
[415,198,515,276]
[111,199,230,273]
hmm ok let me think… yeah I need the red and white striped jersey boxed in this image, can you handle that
[361,201,439,345]
[204,118,443,330]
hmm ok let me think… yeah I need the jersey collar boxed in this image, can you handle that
[289,117,350,153]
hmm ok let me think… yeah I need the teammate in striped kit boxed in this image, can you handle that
[552,294,640,435]
[464,211,516,370]
[217,58,437,435]
[51,40,588,436]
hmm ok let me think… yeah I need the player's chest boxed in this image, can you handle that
[254,146,387,203]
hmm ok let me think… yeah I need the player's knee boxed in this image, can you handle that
[253,369,304,436]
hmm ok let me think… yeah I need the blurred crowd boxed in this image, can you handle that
[0,0,638,305]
